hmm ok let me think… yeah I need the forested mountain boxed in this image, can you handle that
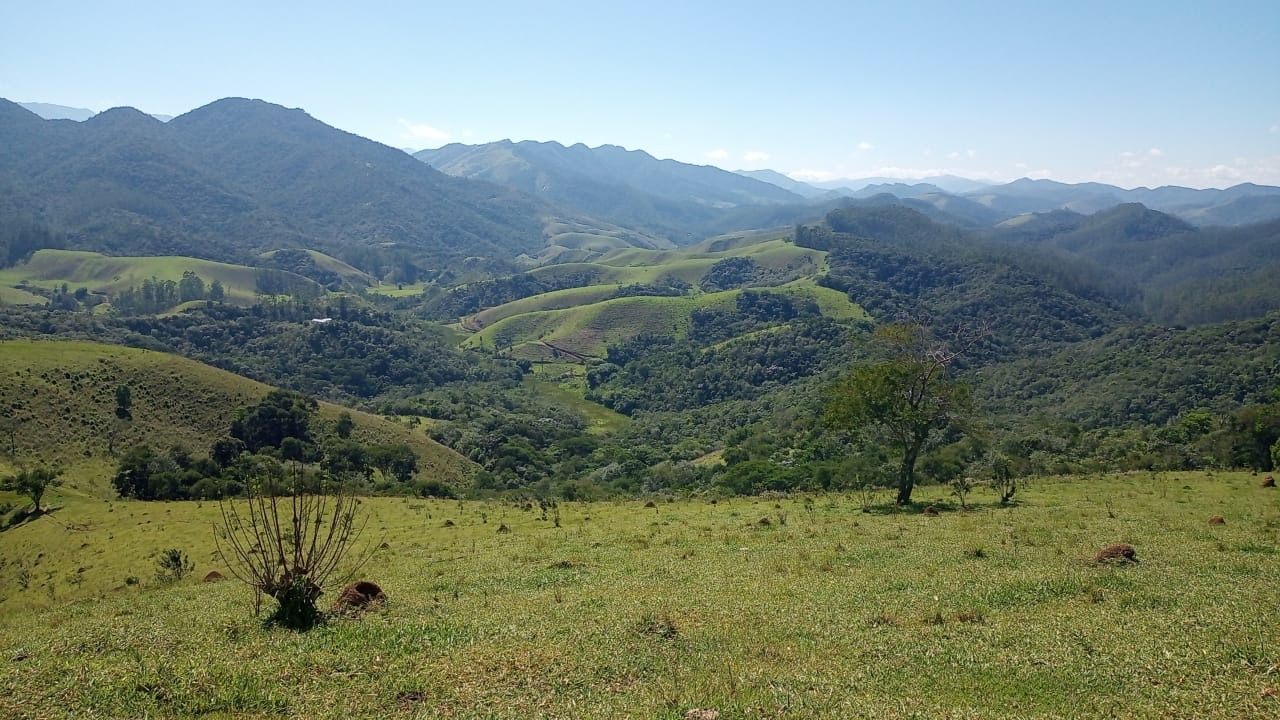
[0,98,667,278]
[986,205,1280,323]
[964,178,1280,226]
[415,140,819,243]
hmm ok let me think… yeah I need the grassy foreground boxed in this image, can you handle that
[1,472,1277,718]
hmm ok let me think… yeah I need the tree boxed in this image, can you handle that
[827,324,976,505]
[178,271,206,302]
[230,390,318,453]
[335,411,354,439]
[214,470,372,630]
[115,384,133,419]
[3,467,61,511]
[113,445,157,500]
[208,279,226,303]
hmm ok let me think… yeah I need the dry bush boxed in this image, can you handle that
[214,472,372,630]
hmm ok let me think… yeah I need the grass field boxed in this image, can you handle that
[0,472,1276,718]
[462,284,865,361]
[0,339,473,485]
[0,250,318,306]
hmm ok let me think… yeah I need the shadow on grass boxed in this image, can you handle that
[857,498,1023,516]
[1,505,55,532]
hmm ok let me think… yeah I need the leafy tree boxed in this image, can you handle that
[211,436,246,468]
[178,271,206,302]
[335,411,354,439]
[113,445,158,500]
[208,279,226,303]
[3,467,62,511]
[230,390,318,453]
[115,384,133,419]
[827,324,975,505]
[366,444,418,483]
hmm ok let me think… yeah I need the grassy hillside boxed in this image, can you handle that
[0,339,474,484]
[0,473,1275,717]
[0,249,315,305]
[462,292,742,359]
[454,236,852,359]
[258,248,377,286]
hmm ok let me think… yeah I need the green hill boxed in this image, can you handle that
[0,249,316,305]
[454,236,856,360]
[0,339,474,484]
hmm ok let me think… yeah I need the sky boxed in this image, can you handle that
[3,0,1278,188]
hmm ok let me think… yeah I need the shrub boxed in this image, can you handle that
[214,470,372,630]
[155,548,193,584]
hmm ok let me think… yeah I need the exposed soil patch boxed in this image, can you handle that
[1094,543,1138,564]
[202,571,224,583]
[331,580,386,613]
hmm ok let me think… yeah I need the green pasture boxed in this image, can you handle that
[0,250,281,305]
[0,472,1276,718]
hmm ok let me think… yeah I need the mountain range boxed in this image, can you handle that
[6,95,1280,294]
[0,98,668,277]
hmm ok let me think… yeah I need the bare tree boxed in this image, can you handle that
[213,469,372,629]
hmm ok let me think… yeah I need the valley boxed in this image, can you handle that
[2,93,1279,719]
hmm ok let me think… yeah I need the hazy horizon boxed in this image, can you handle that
[4,0,1276,189]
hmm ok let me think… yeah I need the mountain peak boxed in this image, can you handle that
[82,106,163,132]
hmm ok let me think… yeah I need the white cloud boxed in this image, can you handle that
[1270,124,1280,134]
[397,119,452,142]
[705,148,729,160]
[967,149,977,158]
[1147,147,1164,158]
[743,150,770,162]
[856,141,874,151]
[947,151,961,160]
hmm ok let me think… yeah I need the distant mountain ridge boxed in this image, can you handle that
[20,101,173,122]
[416,140,817,243]
[0,97,670,276]
[738,169,1280,227]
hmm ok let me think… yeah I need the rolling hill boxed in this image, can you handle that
[454,236,862,360]
[0,249,322,306]
[0,339,475,484]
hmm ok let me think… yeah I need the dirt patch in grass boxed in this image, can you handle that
[331,580,386,613]
[1094,543,1138,564]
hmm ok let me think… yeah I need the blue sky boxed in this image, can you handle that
[3,0,1277,188]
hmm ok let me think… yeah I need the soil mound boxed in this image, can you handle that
[922,506,940,516]
[332,580,386,612]
[1208,515,1226,525]
[1094,543,1138,564]
[202,571,225,583]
